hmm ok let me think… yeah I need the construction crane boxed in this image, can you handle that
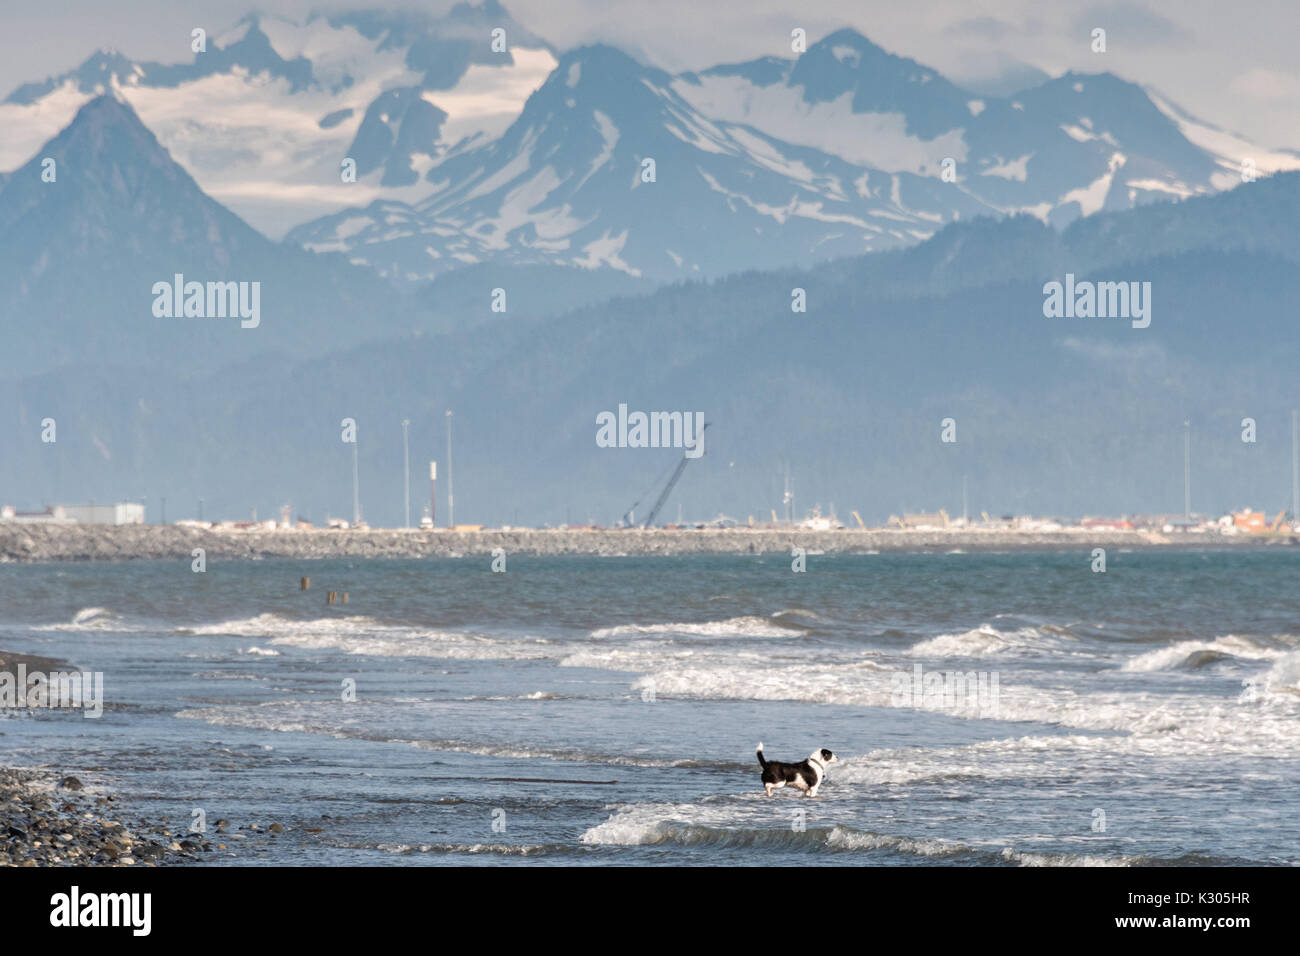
[851,510,865,529]
[642,424,710,528]
[1269,509,1288,532]
[620,453,681,527]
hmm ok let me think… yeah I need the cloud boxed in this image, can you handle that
[1071,2,1194,47]
[945,16,1017,41]
[1061,337,1166,364]
[1229,67,1300,101]
[950,51,1052,97]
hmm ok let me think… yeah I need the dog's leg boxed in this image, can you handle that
[764,783,775,796]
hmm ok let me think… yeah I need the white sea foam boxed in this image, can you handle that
[187,613,556,661]
[33,606,137,632]
[561,645,789,673]
[1262,650,1300,696]
[999,847,1133,867]
[190,671,268,681]
[371,842,560,856]
[167,612,1300,756]
[607,656,1300,755]
[590,615,794,639]
[188,613,378,637]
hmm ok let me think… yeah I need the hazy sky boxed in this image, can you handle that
[3,0,1298,149]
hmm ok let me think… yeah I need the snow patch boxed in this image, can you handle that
[1146,88,1300,174]
[981,153,1033,181]
[671,75,968,173]
[1058,152,1126,216]
[831,46,860,67]
[573,229,642,276]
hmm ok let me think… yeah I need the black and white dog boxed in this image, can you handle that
[756,743,838,797]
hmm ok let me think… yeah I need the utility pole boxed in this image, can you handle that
[782,465,793,524]
[352,431,361,526]
[402,419,411,529]
[1183,419,1191,519]
[446,410,454,528]
[1292,410,1299,522]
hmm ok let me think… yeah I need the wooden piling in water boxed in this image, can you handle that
[300,576,310,590]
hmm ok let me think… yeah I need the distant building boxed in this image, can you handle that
[0,505,74,524]
[1013,515,1063,531]
[59,503,145,525]
[1,503,144,525]
[1081,517,1135,531]
[896,511,949,529]
[1232,510,1267,532]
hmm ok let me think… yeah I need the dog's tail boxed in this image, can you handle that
[756,742,768,768]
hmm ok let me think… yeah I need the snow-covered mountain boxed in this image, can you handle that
[0,94,416,378]
[287,25,1300,282]
[674,29,1247,220]
[4,6,1299,283]
[287,42,1004,281]
[0,4,556,236]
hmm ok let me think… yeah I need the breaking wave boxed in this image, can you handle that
[1122,635,1289,672]
[580,807,1142,865]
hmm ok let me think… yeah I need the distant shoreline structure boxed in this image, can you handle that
[1,524,1296,563]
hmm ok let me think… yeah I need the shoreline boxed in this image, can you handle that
[0,648,212,867]
[2,523,1298,563]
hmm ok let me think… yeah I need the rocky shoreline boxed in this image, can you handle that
[0,765,219,867]
[2,523,1296,563]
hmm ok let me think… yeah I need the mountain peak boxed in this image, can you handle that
[0,91,233,238]
[558,43,653,74]
[802,27,939,76]
[67,92,156,140]
[811,27,890,57]
[787,28,973,138]
[537,43,668,106]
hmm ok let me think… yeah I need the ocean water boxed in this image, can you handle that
[1,551,1297,866]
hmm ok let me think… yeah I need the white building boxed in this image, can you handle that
[58,503,146,525]
[0,505,73,524]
